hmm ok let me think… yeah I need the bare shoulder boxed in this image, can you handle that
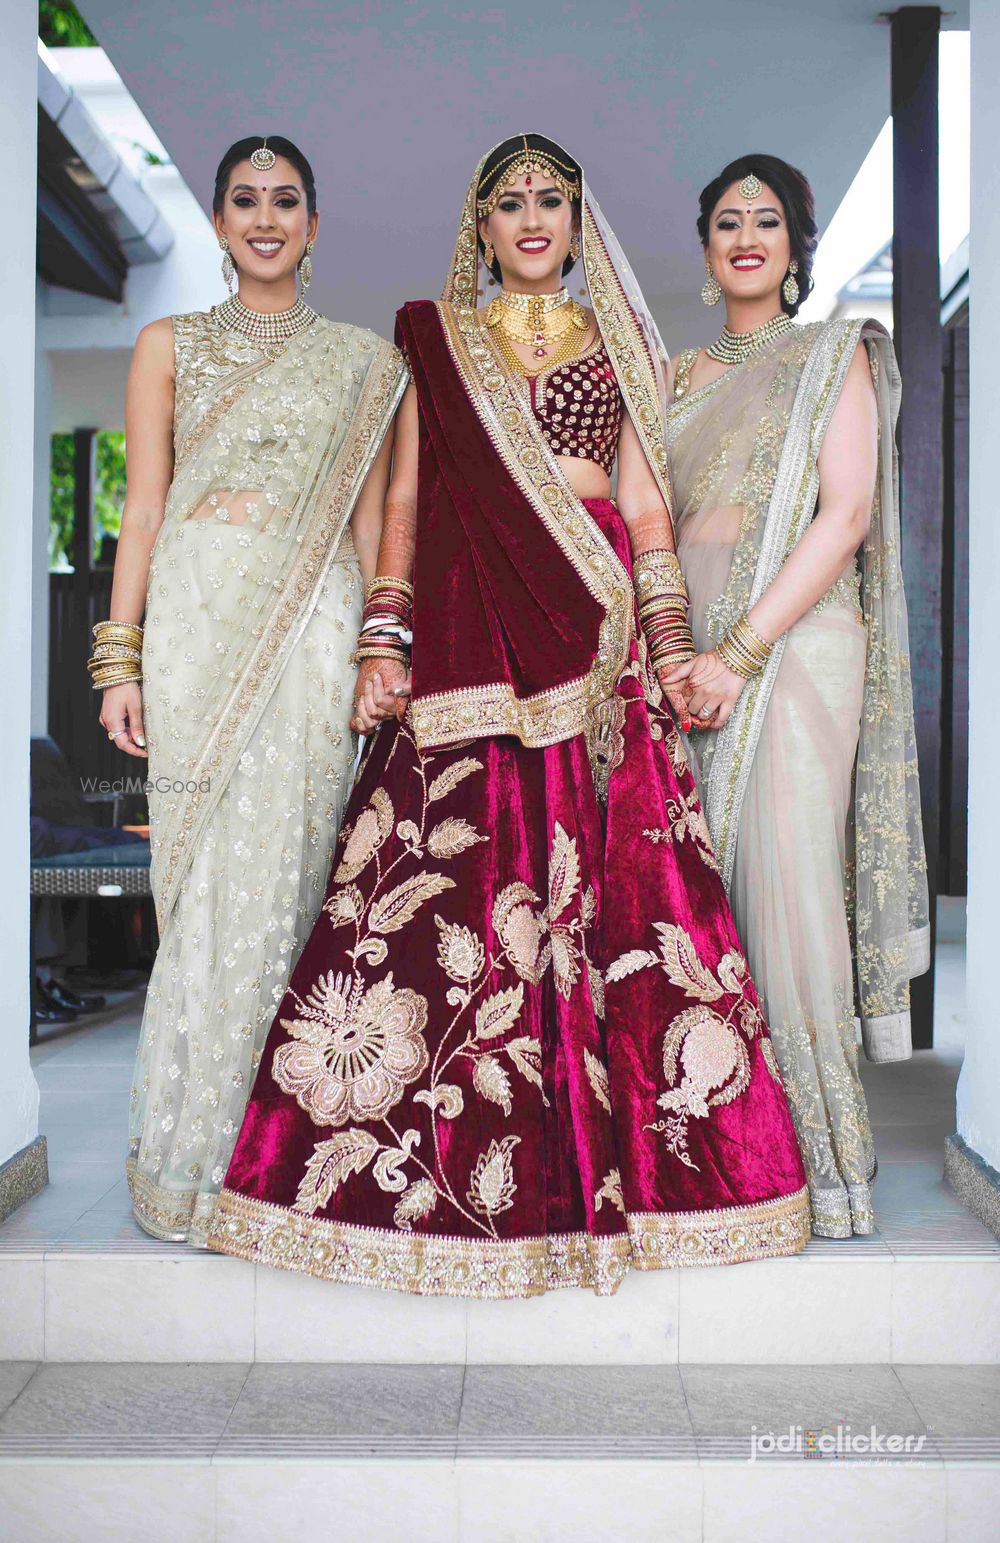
[132,317,176,376]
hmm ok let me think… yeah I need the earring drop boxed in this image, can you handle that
[219,237,234,295]
[782,258,800,308]
[483,237,495,270]
[569,232,581,262]
[299,239,314,293]
[701,259,722,307]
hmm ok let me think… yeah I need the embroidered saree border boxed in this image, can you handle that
[704,321,860,888]
[407,302,633,752]
[207,1183,810,1299]
[155,338,408,926]
[580,204,672,509]
[126,1156,218,1246]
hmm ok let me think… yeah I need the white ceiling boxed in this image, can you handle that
[79,0,969,346]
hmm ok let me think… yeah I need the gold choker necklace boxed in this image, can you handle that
[486,287,588,375]
[706,313,795,365]
[213,294,317,347]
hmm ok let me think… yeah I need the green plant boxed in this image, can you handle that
[38,1,97,47]
[50,431,128,569]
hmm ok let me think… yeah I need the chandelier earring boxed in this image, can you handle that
[782,258,800,308]
[701,258,722,307]
[219,237,235,295]
[299,239,314,293]
[569,231,581,263]
[483,236,495,272]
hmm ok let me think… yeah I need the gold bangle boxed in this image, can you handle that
[92,621,143,640]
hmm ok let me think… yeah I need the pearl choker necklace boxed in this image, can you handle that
[213,294,317,347]
[497,287,571,316]
[706,313,795,365]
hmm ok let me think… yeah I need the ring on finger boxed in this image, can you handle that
[699,704,714,719]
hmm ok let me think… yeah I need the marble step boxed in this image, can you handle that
[0,1361,997,1542]
[2,1238,999,1365]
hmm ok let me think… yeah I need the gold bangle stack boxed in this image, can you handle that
[716,615,773,680]
[350,641,411,667]
[364,575,414,605]
[633,549,695,672]
[87,620,144,691]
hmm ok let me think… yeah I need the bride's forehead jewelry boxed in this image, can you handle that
[476,137,582,219]
[250,139,276,172]
[737,172,763,201]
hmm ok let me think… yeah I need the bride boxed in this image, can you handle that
[208,134,811,1296]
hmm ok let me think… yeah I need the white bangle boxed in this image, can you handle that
[361,618,413,645]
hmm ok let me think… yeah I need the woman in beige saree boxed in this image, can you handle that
[96,137,407,1243]
[664,155,929,1237]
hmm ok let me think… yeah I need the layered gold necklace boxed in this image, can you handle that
[486,287,590,377]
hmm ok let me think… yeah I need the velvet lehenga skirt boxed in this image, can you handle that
[207,500,810,1298]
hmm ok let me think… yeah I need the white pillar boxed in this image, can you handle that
[32,298,52,738]
[956,0,1000,1175]
[0,1,41,1176]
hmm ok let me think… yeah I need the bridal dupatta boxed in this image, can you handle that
[669,319,929,1060]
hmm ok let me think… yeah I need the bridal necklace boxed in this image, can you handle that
[706,312,795,365]
[214,293,317,348]
[486,287,589,377]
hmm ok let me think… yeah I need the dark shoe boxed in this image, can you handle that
[46,978,107,1013]
[36,978,85,1019]
[32,990,78,1026]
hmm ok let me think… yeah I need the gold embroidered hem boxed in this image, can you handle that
[206,1184,810,1298]
[628,1186,811,1267]
[810,1167,877,1239]
[126,1157,218,1248]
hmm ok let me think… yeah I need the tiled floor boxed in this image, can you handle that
[0,1360,997,1462]
[2,937,994,1263]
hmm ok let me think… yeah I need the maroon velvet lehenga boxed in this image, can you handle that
[207,164,810,1298]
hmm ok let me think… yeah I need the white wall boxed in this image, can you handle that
[957,0,1000,1173]
[32,304,53,736]
[0,0,41,1165]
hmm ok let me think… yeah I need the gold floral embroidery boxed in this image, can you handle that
[594,1168,625,1213]
[274,728,608,1246]
[642,788,720,875]
[607,925,771,1169]
[273,971,430,1128]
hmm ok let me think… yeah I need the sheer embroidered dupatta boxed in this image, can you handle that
[405,144,674,752]
[669,319,929,1059]
[151,321,407,930]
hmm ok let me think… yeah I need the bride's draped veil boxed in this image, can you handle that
[442,135,673,513]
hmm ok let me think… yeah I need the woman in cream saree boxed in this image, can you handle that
[118,138,408,1244]
[666,155,928,1237]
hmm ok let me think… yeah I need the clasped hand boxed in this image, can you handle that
[660,650,746,731]
[350,656,411,735]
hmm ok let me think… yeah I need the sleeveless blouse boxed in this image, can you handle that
[528,337,623,475]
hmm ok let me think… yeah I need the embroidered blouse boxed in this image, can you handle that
[528,338,623,476]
